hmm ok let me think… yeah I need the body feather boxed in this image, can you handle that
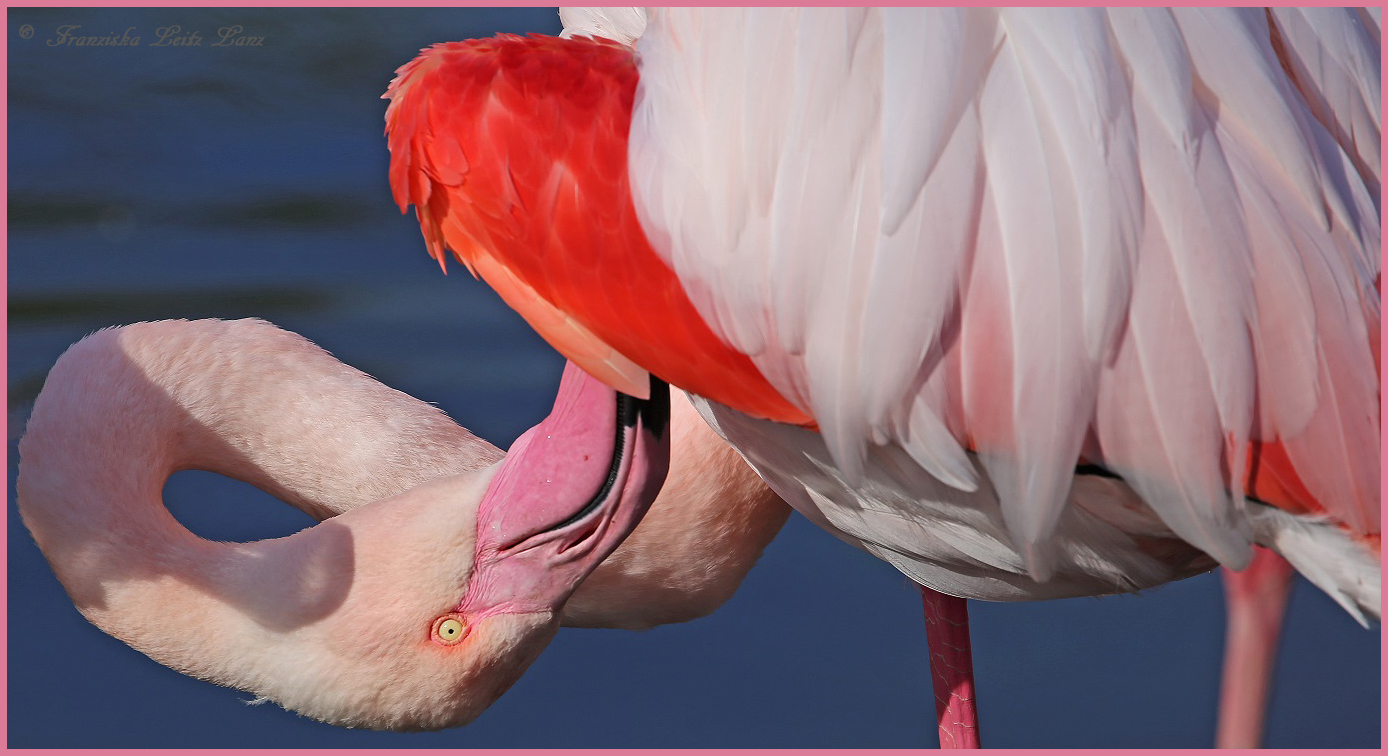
[627,8,1379,585]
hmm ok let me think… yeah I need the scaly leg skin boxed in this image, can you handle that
[921,584,981,748]
[1215,546,1295,749]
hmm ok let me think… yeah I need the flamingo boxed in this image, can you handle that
[380,5,1381,746]
[11,6,1379,747]
[16,317,789,729]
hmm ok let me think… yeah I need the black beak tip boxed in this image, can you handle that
[620,375,670,439]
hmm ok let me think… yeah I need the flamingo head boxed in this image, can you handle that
[254,362,668,730]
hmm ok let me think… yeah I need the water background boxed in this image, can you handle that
[7,7,1379,748]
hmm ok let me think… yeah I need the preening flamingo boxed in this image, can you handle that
[381,5,1381,745]
[16,317,787,728]
[10,6,1379,747]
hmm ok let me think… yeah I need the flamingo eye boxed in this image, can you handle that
[432,615,467,646]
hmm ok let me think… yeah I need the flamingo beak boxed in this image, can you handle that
[455,360,670,618]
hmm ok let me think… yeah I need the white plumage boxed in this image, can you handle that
[615,8,1379,609]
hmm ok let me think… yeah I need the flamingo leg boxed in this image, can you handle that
[1215,546,1295,749]
[920,584,982,748]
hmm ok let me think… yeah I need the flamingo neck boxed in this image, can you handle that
[563,392,791,629]
[19,318,790,638]
[15,319,499,677]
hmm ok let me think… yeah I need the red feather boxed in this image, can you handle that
[385,35,811,425]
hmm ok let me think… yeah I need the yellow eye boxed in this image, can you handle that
[432,615,467,646]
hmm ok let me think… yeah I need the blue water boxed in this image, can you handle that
[7,8,1379,748]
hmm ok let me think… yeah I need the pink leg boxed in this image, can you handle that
[920,584,981,748]
[1215,546,1295,749]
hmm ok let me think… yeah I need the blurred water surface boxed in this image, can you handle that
[7,7,1379,748]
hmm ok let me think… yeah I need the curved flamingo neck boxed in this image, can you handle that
[16,320,537,725]
[18,318,790,636]
[16,320,497,658]
[16,318,792,728]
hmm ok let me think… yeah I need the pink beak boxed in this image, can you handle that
[457,360,670,618]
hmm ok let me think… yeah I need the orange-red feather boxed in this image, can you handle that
[385,35,810,425]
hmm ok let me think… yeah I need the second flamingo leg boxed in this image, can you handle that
[1215,546,1295,748]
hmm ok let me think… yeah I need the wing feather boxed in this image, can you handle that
[970,10,1097,575]
[627,8,1380,579]
[1173,8,1346,230]
[859,8,989,486]
[1005,10,1143,364]
[1266,7,1381,198]
[1096,212,1253,567]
